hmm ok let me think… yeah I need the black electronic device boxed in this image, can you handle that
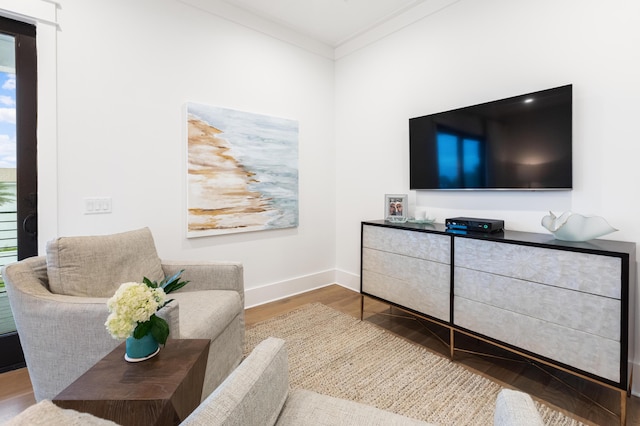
[445,217,504,233]
[409,85,572,190]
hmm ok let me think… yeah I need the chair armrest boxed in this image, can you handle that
[161,261,244,306]
[494,389,544,426]
[4,400,119,426]
[6,289,119,400]
[181,337,289,426]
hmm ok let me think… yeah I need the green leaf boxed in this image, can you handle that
[149,314,170,345]
[160,269,190,294]
[133,320,152,339]
[143,276,157,288]
[161,270,184,286]
[162,279,189,294]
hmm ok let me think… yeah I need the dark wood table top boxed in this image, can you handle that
[53,339,210,426]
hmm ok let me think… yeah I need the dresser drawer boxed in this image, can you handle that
[454,297,621,382]
[454,238,621,299]
[363,225,450,264]
[362,270,450,322]
[454,267,621,340]
[363,248,450,294]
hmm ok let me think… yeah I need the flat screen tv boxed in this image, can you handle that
[409,85,572,190]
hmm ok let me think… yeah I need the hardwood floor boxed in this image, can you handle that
[1,284,639,425]
[0,367,35,423]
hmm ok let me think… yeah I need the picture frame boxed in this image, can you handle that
[385,194,408,223]
[185,102,299,237]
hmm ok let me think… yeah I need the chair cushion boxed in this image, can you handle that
[4,400,119,426]
[276,389,434,426]
[46,227,165,297]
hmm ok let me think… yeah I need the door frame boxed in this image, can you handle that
[0,0,59,253]
[0,15,37,373]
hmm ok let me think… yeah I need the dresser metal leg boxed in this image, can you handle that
[620,389,627,426]
[450,329,455,360]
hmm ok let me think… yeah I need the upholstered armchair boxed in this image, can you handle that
[2,227,245,402]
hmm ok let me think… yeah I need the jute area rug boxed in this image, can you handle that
[244,303,585,426]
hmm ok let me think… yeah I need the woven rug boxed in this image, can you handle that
[245,303,585,426]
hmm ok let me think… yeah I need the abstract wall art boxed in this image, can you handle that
[186,103,299,237]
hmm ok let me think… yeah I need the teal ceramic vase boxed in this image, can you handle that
[125,332,160,362]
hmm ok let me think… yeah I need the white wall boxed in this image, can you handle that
[49,0,337,305]
[334,0,640,393]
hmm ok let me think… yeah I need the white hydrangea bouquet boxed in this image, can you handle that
[105,270,189,345]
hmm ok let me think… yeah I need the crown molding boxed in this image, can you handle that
[179,0,461,60]
[335,0,459,59]
[178,0,335,59]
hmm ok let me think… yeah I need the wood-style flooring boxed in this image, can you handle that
[1,284,639,425]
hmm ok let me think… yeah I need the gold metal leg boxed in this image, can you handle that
[620,389,627,426]
[360,294,364,321]
[450,328,455,360]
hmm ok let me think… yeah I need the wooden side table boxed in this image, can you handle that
[53,339,210,426]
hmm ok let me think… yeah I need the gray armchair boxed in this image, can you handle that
[2,227,245,402]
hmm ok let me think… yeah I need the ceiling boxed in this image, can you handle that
[179,0,459,58]
[219,0,427,47]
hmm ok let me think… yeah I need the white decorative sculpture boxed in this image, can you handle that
[541,211,617,242]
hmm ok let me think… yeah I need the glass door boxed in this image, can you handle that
[0,16,37,372]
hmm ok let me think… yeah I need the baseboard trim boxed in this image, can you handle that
[245,269,358,308]
[334,269,359,292]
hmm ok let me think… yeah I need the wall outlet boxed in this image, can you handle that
[84,197,112,214]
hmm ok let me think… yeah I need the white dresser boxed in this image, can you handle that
[360,221,636,392]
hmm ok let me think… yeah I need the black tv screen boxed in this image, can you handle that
[409,85,572,190]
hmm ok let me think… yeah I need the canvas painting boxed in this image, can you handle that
[187,103,299,237]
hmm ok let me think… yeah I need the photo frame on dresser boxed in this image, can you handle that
[384,194,408,223]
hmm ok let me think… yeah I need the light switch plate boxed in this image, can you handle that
[84,197,112,214]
